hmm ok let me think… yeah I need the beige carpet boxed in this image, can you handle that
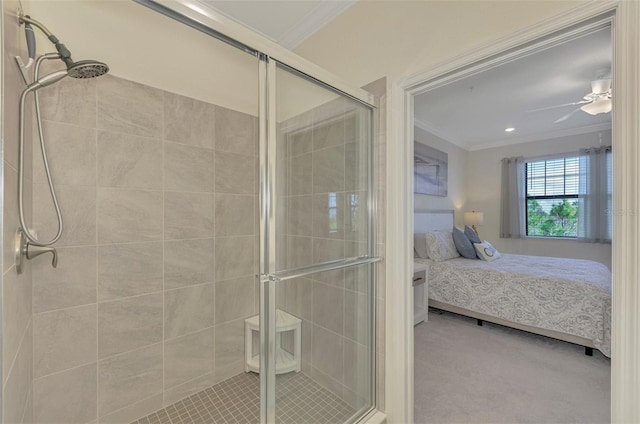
[414,309,610,424]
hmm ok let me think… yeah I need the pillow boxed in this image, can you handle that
[425,230,460,262]
[452,227,477,259]
[474,241,502,262]
[414,233,428,259]
[464,225,481,244]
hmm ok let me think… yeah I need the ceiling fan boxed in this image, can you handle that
[531,79,612,123]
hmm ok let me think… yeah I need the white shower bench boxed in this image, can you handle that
[244,309,301,374]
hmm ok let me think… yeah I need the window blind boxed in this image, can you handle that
[525,157,580,238]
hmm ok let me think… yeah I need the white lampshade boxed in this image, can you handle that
[464,211,484,226]
[581,98,612,115]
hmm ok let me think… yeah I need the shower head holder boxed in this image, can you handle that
[18,13,74,67]
[17,12,108,76]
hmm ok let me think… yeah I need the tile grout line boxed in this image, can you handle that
[3,311,32,393]
[32,357,96,384]
[211,105,216,399]
[95,79,100,423]
[162,89,167,409]
[310,114,316,377]
[87,77,100,422]
[18,386,33,424]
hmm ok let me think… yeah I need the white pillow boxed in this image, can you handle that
[425,231,460,262]
[474,241,501,262]
[414,234,429,259]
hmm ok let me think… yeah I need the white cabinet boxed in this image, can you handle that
[413,263,429,325]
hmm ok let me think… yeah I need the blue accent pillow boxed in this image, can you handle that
[464,225,481,244]
[452,227,476,259]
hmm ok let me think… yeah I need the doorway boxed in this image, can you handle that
[410,17,613,424]
[383,2,640,423]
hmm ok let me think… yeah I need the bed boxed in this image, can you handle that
[415,209,612,357]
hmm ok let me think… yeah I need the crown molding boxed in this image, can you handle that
[414,118,611,152]
[192,1,356,51]
[413,118,469,150]
[468,122,612,151]
[279,1,357,49]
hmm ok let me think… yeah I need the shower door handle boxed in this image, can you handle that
[269,255,383,283]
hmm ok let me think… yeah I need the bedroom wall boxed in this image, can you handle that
[465,129,613,268]
[414,126,467,226]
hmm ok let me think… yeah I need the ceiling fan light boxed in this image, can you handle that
[591,79,612,94]
[581,98,612,115]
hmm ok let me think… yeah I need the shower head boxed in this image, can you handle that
[26,59,109,91]
[67,60,109,79]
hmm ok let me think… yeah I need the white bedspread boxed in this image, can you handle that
[416,254,611,357]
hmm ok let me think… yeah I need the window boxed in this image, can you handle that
[524,149,612,241]
[525,157,580,237]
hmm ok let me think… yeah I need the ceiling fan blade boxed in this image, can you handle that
[527,100,591,113]
[554,106,584,123]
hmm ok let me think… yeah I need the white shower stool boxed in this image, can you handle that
[244,309,301,374]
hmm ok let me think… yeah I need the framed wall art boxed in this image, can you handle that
[414,142,448,196]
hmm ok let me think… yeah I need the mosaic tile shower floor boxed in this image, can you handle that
[131,372,355,424]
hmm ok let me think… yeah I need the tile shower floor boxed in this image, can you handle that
[131,372,355,424]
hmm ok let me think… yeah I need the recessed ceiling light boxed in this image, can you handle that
[505,127,515,132]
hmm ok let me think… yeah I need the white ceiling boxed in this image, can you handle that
[199,0,356,49]
[413,26,612,151]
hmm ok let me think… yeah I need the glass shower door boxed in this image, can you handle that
[260,60,376,424]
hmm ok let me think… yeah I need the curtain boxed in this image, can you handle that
[578,146,612,243]
[500,156,525,238]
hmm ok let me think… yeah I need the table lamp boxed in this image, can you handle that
[464,211,484,234]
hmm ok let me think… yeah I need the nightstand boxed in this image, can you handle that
[413,263,429,325]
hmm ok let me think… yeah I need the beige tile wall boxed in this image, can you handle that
[3,1,35,423]
[276,93,381,412]
[29,73,259,423]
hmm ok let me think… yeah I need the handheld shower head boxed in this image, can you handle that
[24,18,36,68]
[67,60,109,79]
[16,13,110,256]
[25,59,109,92]
[27,70,69,90]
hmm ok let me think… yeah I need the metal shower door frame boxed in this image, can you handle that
[258,55,277,424]
[259,58,380,424]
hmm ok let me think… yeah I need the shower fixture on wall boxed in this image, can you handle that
[14,11,109,274]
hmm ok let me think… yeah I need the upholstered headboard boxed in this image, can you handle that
[414,209,455,234]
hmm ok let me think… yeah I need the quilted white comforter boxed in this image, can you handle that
[416,254,611,357]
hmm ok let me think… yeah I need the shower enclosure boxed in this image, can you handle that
[267,61,377,423]
[1,0,379,423]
